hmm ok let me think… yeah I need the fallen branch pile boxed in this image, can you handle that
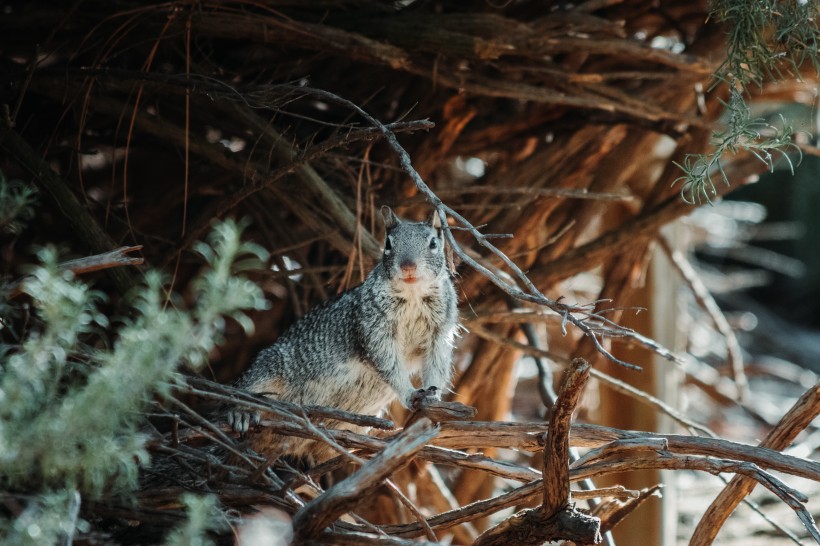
[129,363,820,544]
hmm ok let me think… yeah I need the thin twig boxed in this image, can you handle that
[466,321,712,434]
[6,245,143,298]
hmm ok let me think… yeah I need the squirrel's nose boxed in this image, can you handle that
[400,260,417,275]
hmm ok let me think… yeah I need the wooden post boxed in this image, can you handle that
[594,225,682,546]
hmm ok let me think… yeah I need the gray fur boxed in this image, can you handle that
[227,207,458,462]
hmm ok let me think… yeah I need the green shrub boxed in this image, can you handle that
[0,199,268,543]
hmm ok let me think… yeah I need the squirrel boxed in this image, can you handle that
[227,206,458,463]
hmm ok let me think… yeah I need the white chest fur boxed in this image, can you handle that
[393,290,439,375]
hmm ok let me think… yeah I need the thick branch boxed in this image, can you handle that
[473,506,601,546]
[690,383,820,546]
[472,358,600,546]
[543,357,591,515]
[292,418,437,540]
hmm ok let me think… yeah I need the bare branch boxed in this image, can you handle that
[471,358,601,546]
[292,419,438,540]
[594,485,663,533]
[7,245,144,299]
[543,358,591,515]
[691,383,820,545]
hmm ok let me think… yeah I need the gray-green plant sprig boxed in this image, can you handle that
[676,0,818,202]
[674,85,801,204]
[0,171,37,235]
[713,0,820,87]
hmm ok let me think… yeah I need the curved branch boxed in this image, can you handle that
[691,383,820,545]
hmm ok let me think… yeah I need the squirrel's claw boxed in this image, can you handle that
[410,386,440,411]
[228,410,261,434]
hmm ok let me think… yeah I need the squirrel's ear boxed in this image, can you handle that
[381,206,400,230]
[428,209,443,230]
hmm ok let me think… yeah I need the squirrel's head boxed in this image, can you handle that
[380,206,446,290]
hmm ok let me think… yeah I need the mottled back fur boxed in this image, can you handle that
[228,207,458,462]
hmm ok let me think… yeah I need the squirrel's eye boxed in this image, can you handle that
[384,237,393,252]
[429,237,438,250]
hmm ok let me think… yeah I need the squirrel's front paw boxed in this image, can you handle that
[227,409,261,434]
[410,386,440,411]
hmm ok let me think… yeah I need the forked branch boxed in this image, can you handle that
[472,358,602,546]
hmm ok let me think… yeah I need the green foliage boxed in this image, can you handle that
[0,219,268,544]
[674,87,801,203]
[0,171,37,234]
[164,494,227,546]
[712,0,820,86]
[679,1,819,202]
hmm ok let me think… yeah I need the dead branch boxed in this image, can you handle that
[183,376,395,430]
[292,418,438,540]
[372,435,820,540]
[433,185,632,202]
[55,245,143,274]
[690,383,820,546]
[314,531,438,546]
[472,358,601,546]
[543,358,591,514]
[594,485,663,534]
[431,422,820,484]
[465,321,712,435]
[573,486,640,501]
[6,245,143,299]
[574,450,820,543]
[512,300,616,546]
[144,400,819,544]
[472,506,601,546]
[405,397,477,427]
